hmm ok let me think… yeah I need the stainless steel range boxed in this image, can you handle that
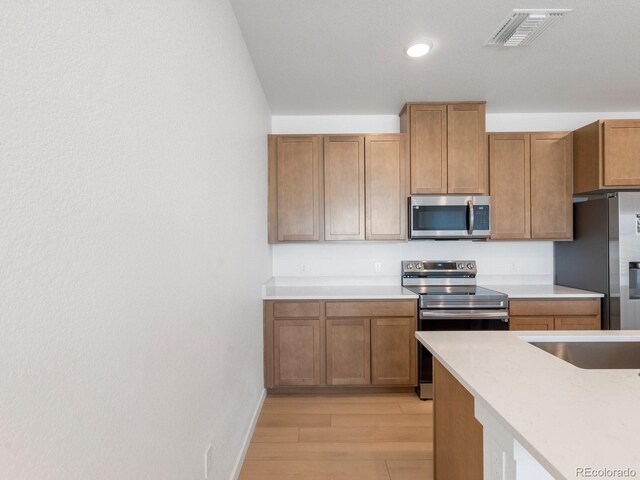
[401,260,508,399]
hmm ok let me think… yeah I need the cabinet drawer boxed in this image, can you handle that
[555,316,601,330]
[509,299,599,316]
[325,301,416,318]
[272,301,321,318]
[509,316,554,331]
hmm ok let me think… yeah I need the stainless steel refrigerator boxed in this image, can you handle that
[555,193,640,330]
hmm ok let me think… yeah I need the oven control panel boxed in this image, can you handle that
[402,260,477,275]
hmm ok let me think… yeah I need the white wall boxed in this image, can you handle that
[272,111,640,134]
[0,2,270,480]
[271,242,553,285]
[271,111,640,284]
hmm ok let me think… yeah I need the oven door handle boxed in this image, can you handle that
[420,310,509,321]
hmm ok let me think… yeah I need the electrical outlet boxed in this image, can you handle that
[300,264,307,273]
[374,262,382,273]
[205,444,213,479]
[510,261,517,273]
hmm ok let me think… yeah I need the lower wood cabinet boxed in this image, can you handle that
[326,318,370,385]
[509,299,601,331]
[371,317,416,385]
[264,300,417,390]
[509,316,554,331]
[273,319,321,386]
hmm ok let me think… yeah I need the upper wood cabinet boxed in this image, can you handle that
[400,102,487,195]
[447,104,488,194]
[489,134,531,239]
[489,132,573,241]
[404,104,447,193]
[268,134,407,243]
[530,132,573,240]
[324,136,365,240]
[268,135,322,243]
[574,120,640,193]
[365,135,408,240]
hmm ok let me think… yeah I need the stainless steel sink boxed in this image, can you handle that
[529,341,640,369]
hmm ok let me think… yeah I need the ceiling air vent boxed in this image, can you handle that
[485,9,571,47]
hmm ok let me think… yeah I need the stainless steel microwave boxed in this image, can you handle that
[409,196,491,240]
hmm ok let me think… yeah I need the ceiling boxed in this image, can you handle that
[229,0,640,114]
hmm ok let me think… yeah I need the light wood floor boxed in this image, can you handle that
[239,393,433,480]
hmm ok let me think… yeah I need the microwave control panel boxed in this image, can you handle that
[473,205,490,230]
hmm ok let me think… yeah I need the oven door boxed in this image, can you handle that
[417,309,509,399]
[409,195,491,239]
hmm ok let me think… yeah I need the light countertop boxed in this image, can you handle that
[486,284,604,299]
[416,330,640,480]
[262,284,418,300]
[262,277,603,300]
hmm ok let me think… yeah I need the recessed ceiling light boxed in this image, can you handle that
[405,41,433,58]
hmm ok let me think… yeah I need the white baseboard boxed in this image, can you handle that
[230,388,266,480]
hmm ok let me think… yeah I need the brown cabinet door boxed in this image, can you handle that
[409,104,447,194]
[324,135,365,240]
[273,319,321,386]
[603,120,640,186]
[530,132,573,240]
[370,317,416,385]
[447,104,487,194]
[365,135,408,240]
[554,316,601,330]
[489,133,531,239]
[269,135,322,242]
[509,316,555,331]
[326,318,371,385]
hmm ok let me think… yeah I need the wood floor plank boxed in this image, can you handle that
[398,401,433,414]
[331,413,432,427]
[239,460,390,479]
[252,427,299,443]
[257,414,331,428]
[245,442,432,461]
[299,426,432,443]
[265,393,419,404]
[261,402,403,415]
[386,460,434,480]
[240,393,434,478]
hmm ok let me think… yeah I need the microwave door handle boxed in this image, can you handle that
[467,200,475,234]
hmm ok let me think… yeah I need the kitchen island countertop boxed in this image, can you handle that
[416,330,640,480]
